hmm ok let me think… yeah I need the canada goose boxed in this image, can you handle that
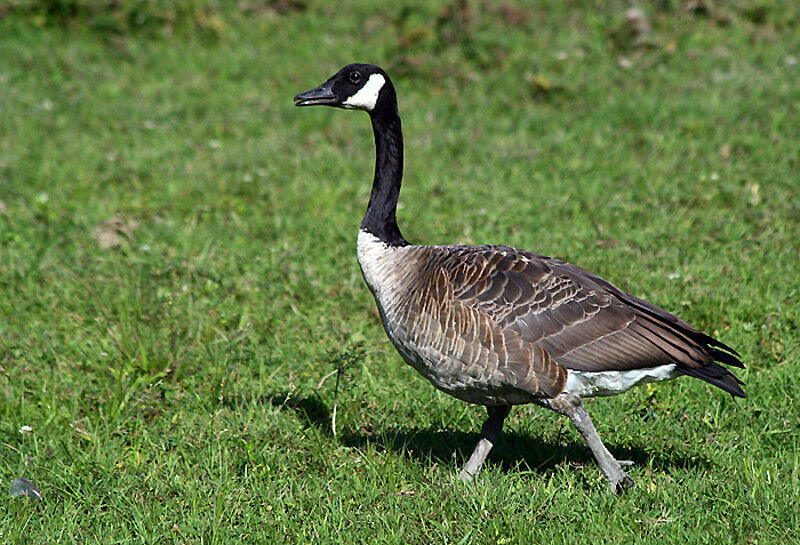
[294,64,745,493]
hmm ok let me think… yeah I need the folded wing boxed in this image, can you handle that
[440,245,744,397]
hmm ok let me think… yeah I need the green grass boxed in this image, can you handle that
[1,0,799,542]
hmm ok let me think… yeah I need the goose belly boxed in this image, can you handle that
[381,317,534,405]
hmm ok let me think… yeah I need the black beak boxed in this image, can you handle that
[294,79,337,107]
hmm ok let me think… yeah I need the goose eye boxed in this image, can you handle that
[349,71,362,84]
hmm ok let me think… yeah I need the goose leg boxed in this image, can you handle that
[542,393,634,494]
[459,405,511,481]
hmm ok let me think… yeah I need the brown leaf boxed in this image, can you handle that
[92,216,139,249]
[499,3,533,26]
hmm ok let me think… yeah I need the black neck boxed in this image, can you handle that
[360,106,407,246]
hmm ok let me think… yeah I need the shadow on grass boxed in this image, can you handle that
[266,391,334,435]
[264,391,709,474]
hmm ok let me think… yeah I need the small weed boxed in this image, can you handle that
[318,346,364,438]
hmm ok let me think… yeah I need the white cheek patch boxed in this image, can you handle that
[343,73,386,111]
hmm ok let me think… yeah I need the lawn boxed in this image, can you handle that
[1,0,799,543]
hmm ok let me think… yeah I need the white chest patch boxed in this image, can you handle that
[565,364,680,397]
[356,229,419,323]
[356,229,395,294]
[343,74,386,111]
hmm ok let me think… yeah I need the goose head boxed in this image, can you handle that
[294,64,395,114]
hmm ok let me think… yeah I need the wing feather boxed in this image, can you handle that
[434,245,744,397]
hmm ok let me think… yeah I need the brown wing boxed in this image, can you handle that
[439,245,744,397]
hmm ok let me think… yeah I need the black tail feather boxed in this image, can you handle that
[708,347,745,369]
[695,331,742,359]
[677,362,746,398]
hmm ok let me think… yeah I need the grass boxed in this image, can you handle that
[1,0,799,542]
